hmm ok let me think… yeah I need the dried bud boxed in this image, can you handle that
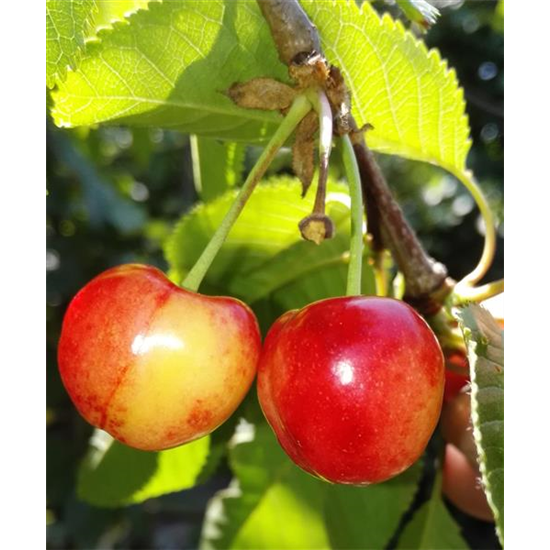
[289,51,330,89]
[299,213,335,245]
[227,78,297,111]
[292,111,318,196]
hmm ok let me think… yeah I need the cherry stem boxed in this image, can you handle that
[309,89,333,215]
[182,94,312,292]
[451,168,497,287]
[453,278,504,305]
[342,134,364,296]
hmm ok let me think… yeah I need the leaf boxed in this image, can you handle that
[190,136,246,202]
[78,430,209,508]
[292,111,318,195]
[202,416,422,550]
[324,461,422,550]
[51,0,470,174]
[235,232,376,310]
[397,492,469,549]
[227,78,296,111]
[46,1,157,89]
[51,0,287,140]
[456,303,504,545]
[166,177,327,288]
[165,177,376,311]
[46,0,97,88]
[396,453,469,549]
[200,420,330,550]
[302,0,470,172]
[93,0,150,30]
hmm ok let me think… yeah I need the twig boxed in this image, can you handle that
[256,0,321,65]
[351,131,453,310]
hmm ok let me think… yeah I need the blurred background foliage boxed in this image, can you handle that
[47,1,503,548]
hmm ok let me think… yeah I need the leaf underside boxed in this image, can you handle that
[456,303,504,545]
[51,0,470,172]
[77,430,209,508]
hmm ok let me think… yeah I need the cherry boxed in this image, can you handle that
[440,390,477,465]
[257,296,445,485]
[442,444,494,522]
[440,390,493,521]
[443,350,470,402]
[58,264,261,451]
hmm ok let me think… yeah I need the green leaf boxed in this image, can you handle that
[202,416,422,550]
[51,0,470,174]
[51,0,287,140]
[46,1,155,89]
[165,177,375,308]
[268,247,376,312]
[302,0,470,172]
[397,492,469,549]
[78,430,209,508]
[46,0,97,88]
[93,0,150,30]
[228,219,374,305]
[456,303,504,545]
[191,136,246,201]
[200,420,330,550]
[324,461,422,550]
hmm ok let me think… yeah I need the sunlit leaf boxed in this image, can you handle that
[200,420,330,550]
[51,0,287,140]
[46,0,97,88]
[51,0,470,173]
[165,177,370,300]
[302,0,470,171]
[78,430,209,507]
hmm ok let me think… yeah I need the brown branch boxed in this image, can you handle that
[350,131,454,312]
[256,0,322,65]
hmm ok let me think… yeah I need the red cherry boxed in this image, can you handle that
[442,443,494,522]
[257,296,445,485]
[58,264,261,451]
[444,350,470,402]
[440,391,478,466]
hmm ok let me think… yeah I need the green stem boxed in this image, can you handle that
[451,168,497,286]
[453,278,504,304]
[182,94,312,291]
[342,134,364,296]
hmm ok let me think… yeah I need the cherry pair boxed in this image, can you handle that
[58,264,444,484]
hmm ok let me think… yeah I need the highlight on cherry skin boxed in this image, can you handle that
[57,264,262,451]
[257,296,445,485]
